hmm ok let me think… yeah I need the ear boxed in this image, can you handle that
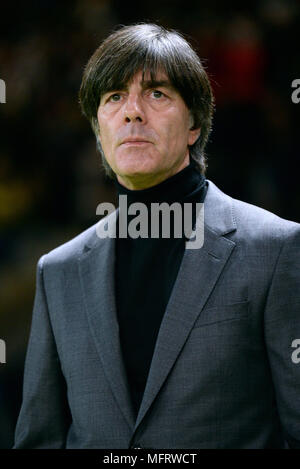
[92,117,101,140]
[188,113,201,146]
[188,126,201,146]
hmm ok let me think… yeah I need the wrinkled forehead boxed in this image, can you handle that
[127,68,174,91]
[101,65,172,96]
[130,68,169,84]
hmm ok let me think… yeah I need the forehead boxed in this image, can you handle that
[129,69,170,85]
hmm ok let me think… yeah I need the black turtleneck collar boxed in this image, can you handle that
[113,157,206,206]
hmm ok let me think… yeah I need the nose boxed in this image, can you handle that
[123,93,146,123]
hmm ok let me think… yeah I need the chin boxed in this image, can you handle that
[116,158,159,176]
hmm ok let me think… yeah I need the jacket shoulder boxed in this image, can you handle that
[232,196,300,237]
[41,221,100,267]
[206,179,300,243]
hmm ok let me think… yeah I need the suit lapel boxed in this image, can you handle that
[132,179,238,434]
[133,224,236,433]
[78,215,136,431]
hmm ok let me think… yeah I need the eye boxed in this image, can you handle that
[109,93,121,102]
[152,90,164,99]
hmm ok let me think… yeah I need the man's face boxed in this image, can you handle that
[97,69,201,190]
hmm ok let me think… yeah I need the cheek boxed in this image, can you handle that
[158,116,189,149]
[98,119,114,152]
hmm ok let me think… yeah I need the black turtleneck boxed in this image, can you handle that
[113,158,208,417]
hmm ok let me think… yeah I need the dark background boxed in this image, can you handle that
[0,0,299,448]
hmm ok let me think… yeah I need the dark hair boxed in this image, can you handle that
[79,23,214,178]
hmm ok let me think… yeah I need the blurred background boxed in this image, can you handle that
[0,0,299,448]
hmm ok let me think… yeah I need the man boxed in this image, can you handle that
[14,23,300,449]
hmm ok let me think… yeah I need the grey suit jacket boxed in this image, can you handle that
[14,179,300,448]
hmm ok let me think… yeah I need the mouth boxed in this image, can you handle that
[122,141,151,146]
[121,138,152,146]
